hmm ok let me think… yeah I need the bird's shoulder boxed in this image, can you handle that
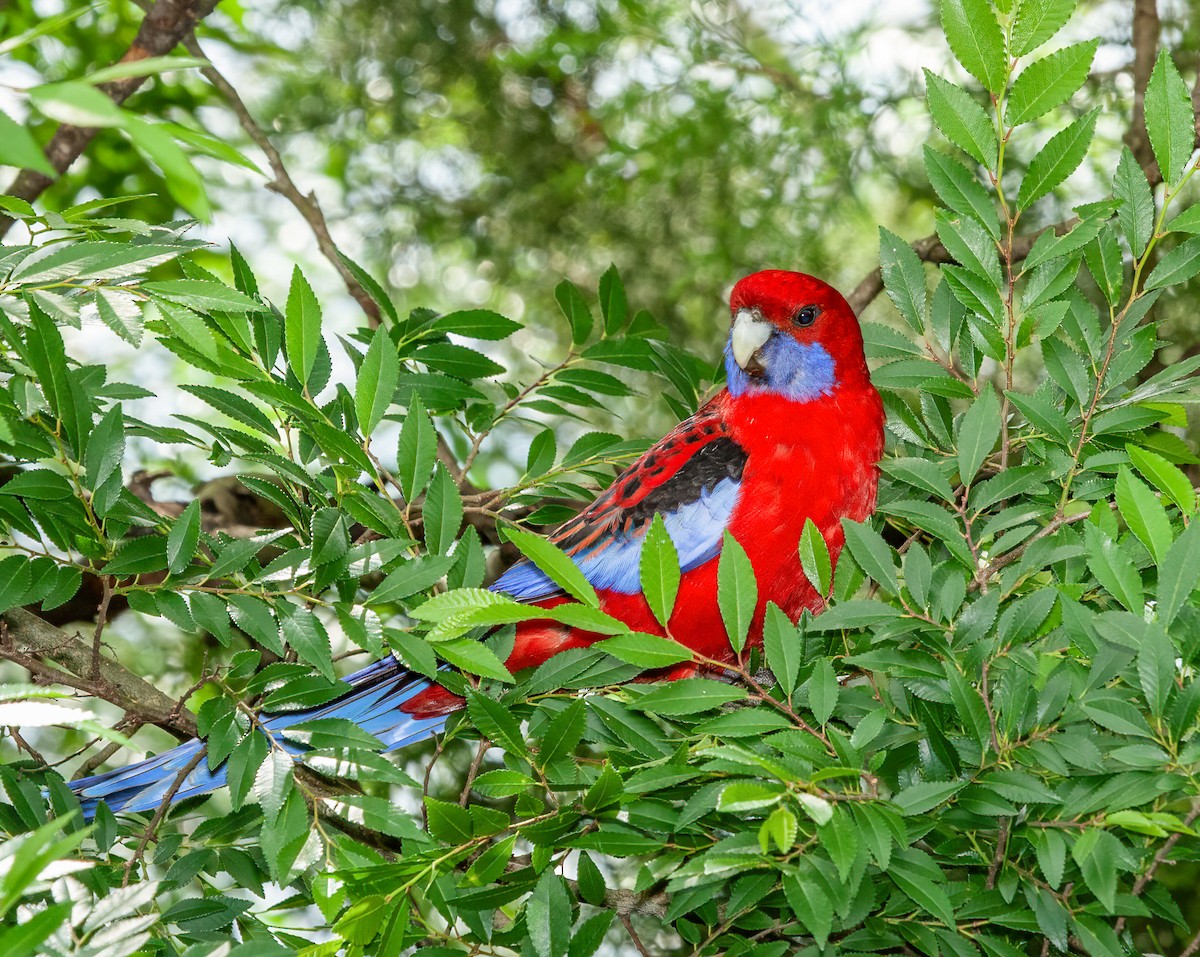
[551,396,746,552]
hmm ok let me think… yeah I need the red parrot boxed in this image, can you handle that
[72,270,884,816]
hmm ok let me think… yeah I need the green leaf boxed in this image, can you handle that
[879,227,927,332]
[841,518,898,593]
[1071,829,1121,911]
[1005,40,1097,127]
[432,309,520,340]
[598,633,692,669]
[941,0,1008,94]
[717,531,757,654]
[808,658,838,725]
[632,678,746,715]
[554,279,593,344]
[157,302,216,359]
[470,770,535,799]
[504,525,598,607]
[525,428,556,477]
[143,279,260,314]
[0,902,70,957]
[1084,227,1123,307]
[762,602,802,695]
[798,518,832,596]
[719,781,783,812]
[1084,524,1143,613]
[1145,235,1200,290]
[466,689,527,756]
[281,610,335,682]
[1127,444,1196,514]
[598,264,628,335]
[1157,517,1200,625]
[539,699,586,766]
[1017,110,1098,210]
[83,55,209,85]
[123,116,210,219]
[397,393,438,502]
[1164,202,1200,234]
[227,730,269,809]
[0,109,54,176]
[437,638,513,682]
[889,852,957,927]
[415,342,504,380]
[924,69,999,168]
[1115,466,1172,564]
[285,266,323,387]
[252,749,294,823]
[956,387,1001,484]
[355,326,399,437]
[84,403,125,516]
[166,499,201,576]
[28,81,126,127]
[762,805,798,853]
[368,554,456,605]
[1145,49,1195,186]
[1010,0,1075,56]
[1114,147,1154,259]
[1137,622,1175,717]
[25,303,86,460]
[924,147,1001,239]
[892,780,966,815]
[784,872,832,946]
[310,508,349,567]
[423,464,463,555]
[526,870,571,957]
[639,514,680,627]
[819,808,860,881]
[881,456,956,501]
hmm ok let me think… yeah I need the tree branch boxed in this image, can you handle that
[1126,0,1161,180]
[0,607,197,737]
[0,0,220,238]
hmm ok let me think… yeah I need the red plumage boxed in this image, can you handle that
[407,270,884,717]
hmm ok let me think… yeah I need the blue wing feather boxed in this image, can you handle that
[492,401,745,603]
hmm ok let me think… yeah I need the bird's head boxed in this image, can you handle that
[724,270,869,402]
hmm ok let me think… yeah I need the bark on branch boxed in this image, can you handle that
[1126,0,1161,179]
[0,607,197,737]
[0,0,220,239]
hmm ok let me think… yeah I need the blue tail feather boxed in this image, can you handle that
[70,658,446,818]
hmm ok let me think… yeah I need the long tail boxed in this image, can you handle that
[70,658,456,818]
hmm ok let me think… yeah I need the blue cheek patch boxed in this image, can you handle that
[724,336,836,402]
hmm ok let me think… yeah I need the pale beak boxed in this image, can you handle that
[731,309,773,375]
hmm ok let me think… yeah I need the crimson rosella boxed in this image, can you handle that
[71,269,884,817]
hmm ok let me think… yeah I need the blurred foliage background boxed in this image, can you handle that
[3,0,1190,346]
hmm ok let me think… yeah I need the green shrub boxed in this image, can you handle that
[0,1,1199,955]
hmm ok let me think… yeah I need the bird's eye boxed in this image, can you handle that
[792,305,820,327]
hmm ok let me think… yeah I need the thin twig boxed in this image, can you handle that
[980,659,1001,755]
[181,33,383,325]
[121,747,207,885]
[985,816,1011,889]
[89,576,114,681]
[459,737,489,806]
[1114,803,1200,934]
[620,913,653,957]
